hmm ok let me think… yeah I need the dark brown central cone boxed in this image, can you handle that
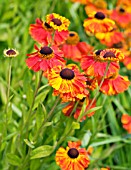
[6,49,16,55]
[95,49,103,55]
[69,33,75,37]
[40,47,53,55]
[95,12,105,19]
[112,42,123,49]
[119,8,125,13]
[52,18,62,26]
[44,22,52,28]
[103,51,116,58]
[60,68,75,80]
[67,148,79,158]
[80,97,86,102]
[86,80,92,85]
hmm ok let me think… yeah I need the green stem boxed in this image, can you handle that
[5,58,12,129]
[78,62,110,121]
[22,71,43,136]
[33,96,61,142]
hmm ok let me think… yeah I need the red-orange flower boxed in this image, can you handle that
[83,11,115,34]
[47,64,89,102]
[99,73,130,95]
[95,29,124,47]
[61,31,93,62]
[26,45,65,72]
[123,53,131,70]
[55,141,90,170]
[81,50,120,78]
[62,97,96,121]
[29,18,69,46]
[110,8,131,28]
[121,114,131,133]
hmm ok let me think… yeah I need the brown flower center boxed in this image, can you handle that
[67,148,79,158]
[6,49,16,55]
[40,47,53,55]
[86,80,92,85]
[95,49,103,55]
[60,68,75,80]
[52,18,62,26]
[103,51,116,58]
[119,8,125,13]
[66,31,80,45]
[94,12,105,20]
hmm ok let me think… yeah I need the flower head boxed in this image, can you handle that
[29,18,69,46]
[83,11,115,34]
[99,73,130,95]
[81,50,120,78]
[121,114,131,133]
[3,48,19,58]
[26,45,65,72]
[55,141,90,170]
[46,13,70,32]
[48,64,89,102]
[61,31,93,62]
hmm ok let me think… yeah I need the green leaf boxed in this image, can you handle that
[33,89,49,110]
[72,122,80,130]
[24,139,35,149]
[7,153,21,166]
[31,145,54,159]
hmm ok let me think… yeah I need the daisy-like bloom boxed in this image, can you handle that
[48,64,89,102]
[95,28,124,47]
[83,11,115,34]
[62,97,96,121]
[121,114,131,133]
[98,48,125,62]
[55,141,90,170]
[110,7,131,28]
[61,31,93,62]
[26,45,65,72]
[85,0,108,16]
[3,48,19,58]
[81,49,120,78]
[117,0,131,13]
[46,13,70,32]
[29,18,69,46]
[99,73,130,95]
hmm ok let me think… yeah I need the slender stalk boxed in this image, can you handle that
[78,62,110,121]
[5,58,12,129]
[33,96,61,142]
[22,71,43,135]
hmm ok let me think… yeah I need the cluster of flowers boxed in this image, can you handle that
[24,0,131,169]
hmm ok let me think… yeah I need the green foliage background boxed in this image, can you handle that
[0,0,131,170]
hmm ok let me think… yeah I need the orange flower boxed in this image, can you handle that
[71,0,92,5]
[85,0,108,16]
[46,13,70,32]
[123,53,131,70]
[47,64,88,102]
[81,50,120,78]
[55,141,90,170]
[101,168,110,170]
[83,11,115,34]
[95,29,124,47]
[121,114,131,133]
[110,8,131,28]
[29,18,69,46]
[62,97,96,121]
[26,45,65,72]
[61,31,93,62]
[99,73,130,95]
